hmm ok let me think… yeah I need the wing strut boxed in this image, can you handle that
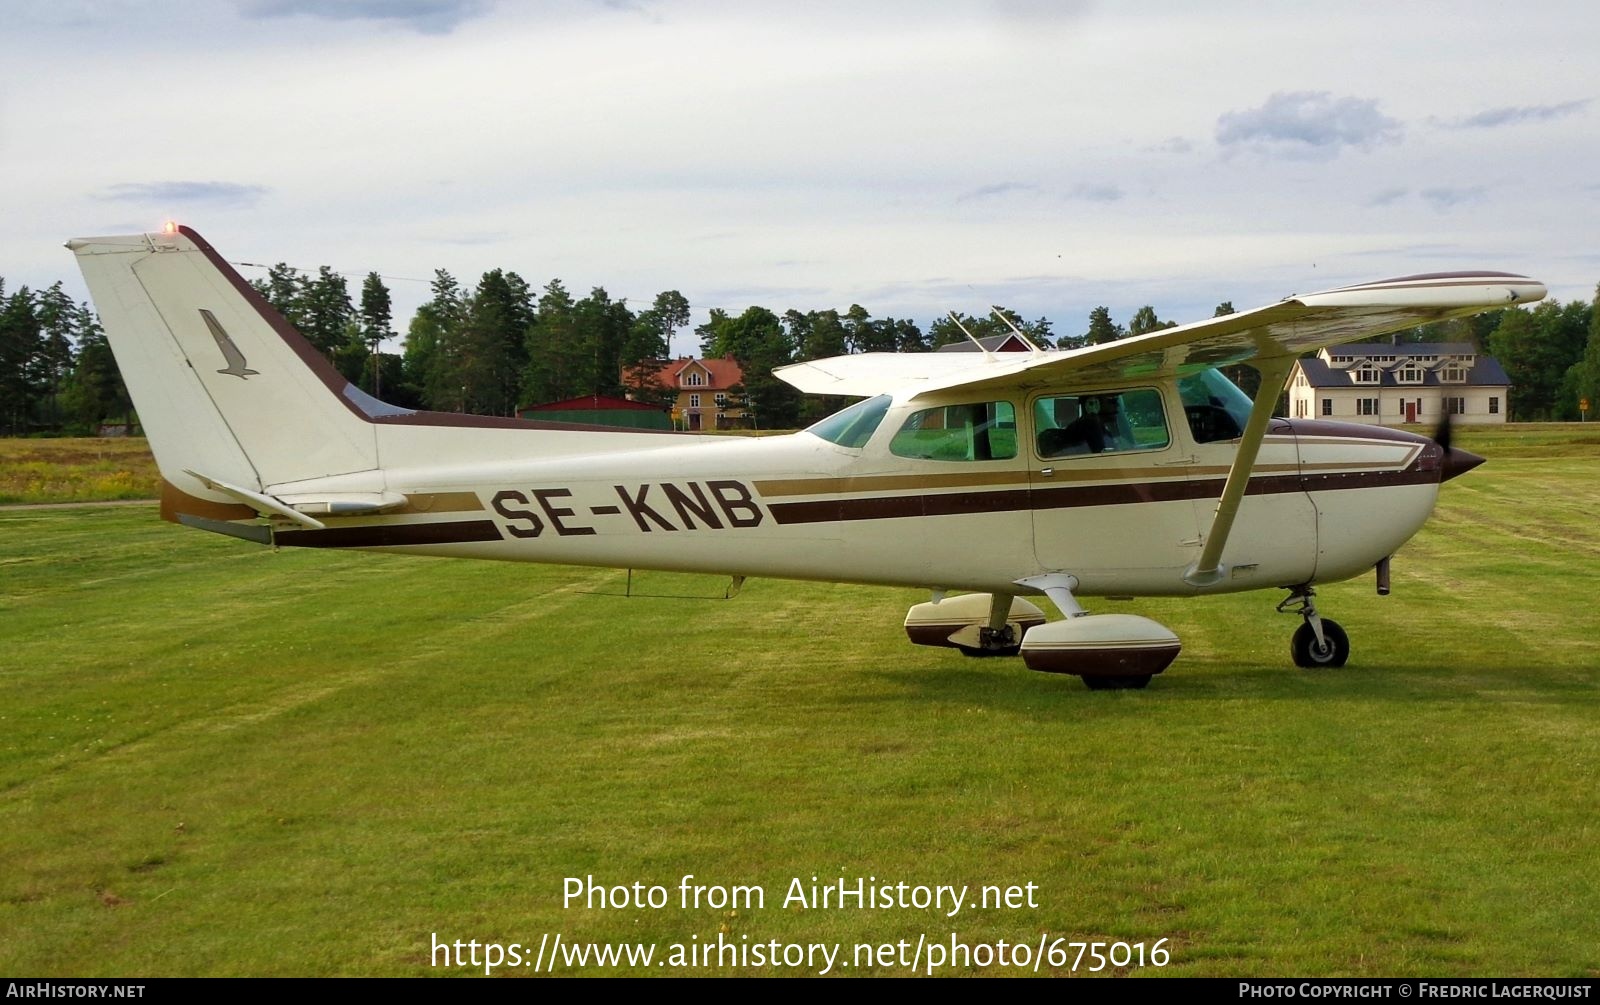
[1182,358,1294,588]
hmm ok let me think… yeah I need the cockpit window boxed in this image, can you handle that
[890,401,1017,461]
[1178,367,1253,443]
[803,394,891,449]
[1034,388,1169,457]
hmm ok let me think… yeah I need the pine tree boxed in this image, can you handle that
[1081,306,1124,346]
[405,269,464,411]
[1127,306,1177,337]
[359,272,394,397]
[523,279,579,408]
[301,267,355,359]
[0,285,43,434]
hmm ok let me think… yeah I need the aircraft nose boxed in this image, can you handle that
[1440,446,1485,483]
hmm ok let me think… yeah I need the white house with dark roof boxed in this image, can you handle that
[1287,342,1510,426]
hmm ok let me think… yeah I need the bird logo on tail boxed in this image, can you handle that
[200,309,259,378]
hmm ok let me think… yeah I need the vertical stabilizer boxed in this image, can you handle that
[69,228,378,493]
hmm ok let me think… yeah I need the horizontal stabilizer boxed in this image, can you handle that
[184,469,326,530]
[275,492,410,516]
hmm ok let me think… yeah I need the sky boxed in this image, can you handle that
[4,0,1597,357]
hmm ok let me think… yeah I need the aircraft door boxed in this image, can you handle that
[1176,371,1318,588]
[1028,387,1202,593]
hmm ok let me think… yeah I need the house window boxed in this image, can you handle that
[684,371,705,387]
[1353,366,1380,384]
[1489,396,1499,414]
[1446,397,1465,415]
[1442,367,1465,383]
[714,393,727,407]
[1400,366,1421,382]
[689,393,701,408]
[1321,399,1332,416]
[1358,398,1379,416]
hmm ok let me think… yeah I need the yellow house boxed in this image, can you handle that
[623,356,751,431]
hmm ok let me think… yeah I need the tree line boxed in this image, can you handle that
[3,261,1598,436]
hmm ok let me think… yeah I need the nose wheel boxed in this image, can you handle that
[1278,586,1350,669]
[1290,619,1349,668]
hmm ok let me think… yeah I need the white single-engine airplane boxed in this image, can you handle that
[70,227,1545,689]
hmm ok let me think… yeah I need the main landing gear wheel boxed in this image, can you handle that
[1291,620,1349,669]
[956,639,1021,658]
[1081,674,1153,691]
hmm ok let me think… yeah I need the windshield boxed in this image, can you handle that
[1177,367,1254,443]
[803,394,892,449]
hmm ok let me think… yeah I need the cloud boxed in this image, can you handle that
[1216,91,1402,158]
[1151,137,1193,155]
[99,181,270,207]
[597,0,664,20]
[237,0,490,35]
[1443,100,1589,129]
[1367,187,1409,207]
[1420,186,1486,211]
[957,182,1037,202]
[1066,183,1123,202]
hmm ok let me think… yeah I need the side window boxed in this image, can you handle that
[1034,388,1169,458]
[890,401,1017,461]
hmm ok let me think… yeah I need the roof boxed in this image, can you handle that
[935,333,1035,353]
[1328,342,1478,358]
[1297,355,1510,389]
[623,355,745,390]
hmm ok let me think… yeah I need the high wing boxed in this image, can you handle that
[774,271,1546,399]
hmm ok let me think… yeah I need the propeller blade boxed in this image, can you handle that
[1433,410,1484,482]
[1432,410,1453,453]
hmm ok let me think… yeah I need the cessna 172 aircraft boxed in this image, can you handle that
[69,226,1545,689]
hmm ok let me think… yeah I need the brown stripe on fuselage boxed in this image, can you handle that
[160,479,257,524]
[767,463,1439,526]
[275,519,504,549]
[393,492,484,515]
[758,463,1306,498]
[755,469,1025,496]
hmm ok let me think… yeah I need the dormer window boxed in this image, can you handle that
[1399,366,1421,383]
[683,370,705,387]
[1441,367,1465,383]
[1353,365,1380,384]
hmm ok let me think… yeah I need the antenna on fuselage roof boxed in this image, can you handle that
[990,305,1047,354]
[949,312,996,361]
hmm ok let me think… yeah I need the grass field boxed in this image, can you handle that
[1,428,1597,976]
[0,438,161,505]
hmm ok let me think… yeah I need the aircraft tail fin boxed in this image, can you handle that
[68,228,380,496]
